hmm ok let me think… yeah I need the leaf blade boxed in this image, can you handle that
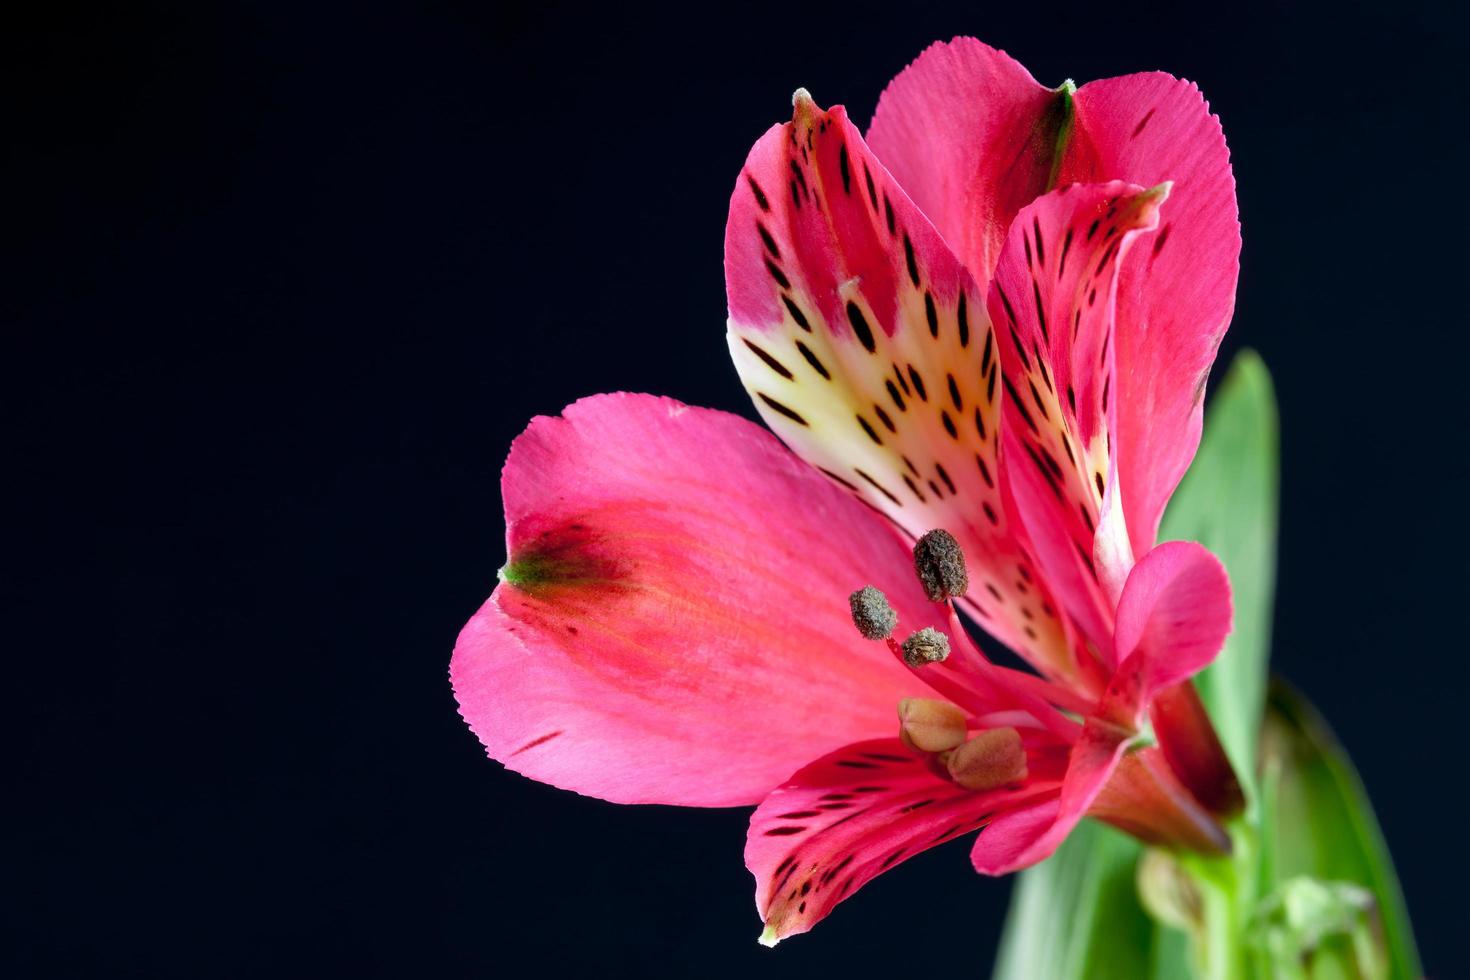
[992,822,1157,980]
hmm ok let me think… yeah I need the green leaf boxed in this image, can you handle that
[1258,682,1421,978]
[1158,349,1279,801]
[992,822,1159,980]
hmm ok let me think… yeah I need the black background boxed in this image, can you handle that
[10,2,1467,976]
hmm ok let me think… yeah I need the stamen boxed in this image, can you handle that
[912,529,969,602]
[899,627,950,667]
[849,585,897,640]
[897,698,967,752]
[944,727,1027,791]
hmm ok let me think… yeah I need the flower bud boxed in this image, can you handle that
[897,698,968,752]
[1136,848,1203,932]
[944,727,1027,791]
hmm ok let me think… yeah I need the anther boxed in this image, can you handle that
[849,586,897,640]
[899,627,950,667]
[913,529,969,602]
[944,728,1027,791]
[897,698,967,752]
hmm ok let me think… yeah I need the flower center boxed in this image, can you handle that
[848,527,1030,793]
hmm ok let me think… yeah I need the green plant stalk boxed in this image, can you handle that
[1181,824,1256,980]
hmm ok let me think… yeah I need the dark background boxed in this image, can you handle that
[9,1,1466,976]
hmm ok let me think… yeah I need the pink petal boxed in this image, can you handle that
[747,737,1061,943]
[1089,746,1231,854]
[925,609,1090,742]
[1108,541,1233,722]
[863,43,1240,557]
[969,543,1232,869]
[452,393,950,807]
[1147,682,1244,817]
[988,181,1169,653]
[724,89,1078,685]
[970,720,1127,875]
[865,37,1063,284]
[1063,73,1240,556]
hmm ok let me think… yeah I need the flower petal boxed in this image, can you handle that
[926,609,1091,742]
[452,394,950,807]
[989,181,1169,653]
[747,737,1061,943]
[865,44,1241,558]
[1064,73,1240,556]
[1089,746,1232,854]
[865,36,1066,283]
[1146,683,1244,817]
[972,542,1231,871]
[970,720,1127,875]
[725,89,1074,682]
[1108,541,1233,722]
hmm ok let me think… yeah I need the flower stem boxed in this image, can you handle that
[1180,823,1257,980]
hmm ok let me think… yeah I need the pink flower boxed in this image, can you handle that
[453,37,1241,943]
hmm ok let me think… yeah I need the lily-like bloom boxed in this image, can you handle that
[454,37,1241,943]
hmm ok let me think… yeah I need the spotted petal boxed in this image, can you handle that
[724,91,1076,683]
[747,737,1063,943]
[989,180,1169,654]
[452,394,952,807]
[865,37,1239,557]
